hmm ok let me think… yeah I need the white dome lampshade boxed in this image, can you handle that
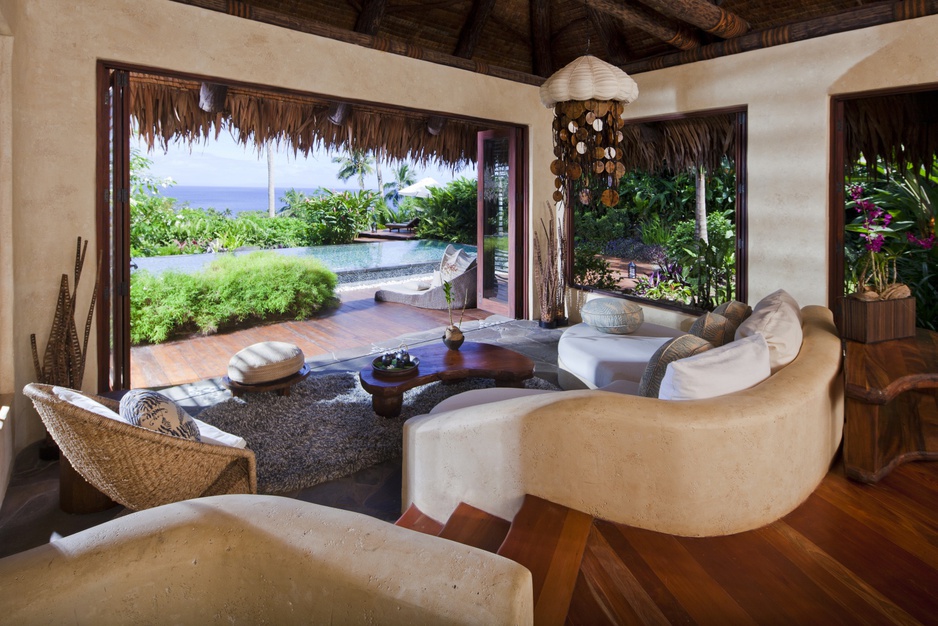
[539,55,639,108]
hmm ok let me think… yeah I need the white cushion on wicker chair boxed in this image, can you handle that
[120,390,201,442]
[228,341,305,385]
[192,418,247,448]
[53,386,124,421]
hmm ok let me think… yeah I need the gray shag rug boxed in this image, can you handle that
[196,372,558,494]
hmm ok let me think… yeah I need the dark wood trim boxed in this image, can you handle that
[454,0,497,59]
[734,109,749,304]
[94,62,111,394]
[581,0,700,50]
[638,0,749,38]
[513,125,529,319]
[168,0,545,86]
[624,0,938,74]
[529,0,553,77]
[829,97,847,323]
[354,0,387,37]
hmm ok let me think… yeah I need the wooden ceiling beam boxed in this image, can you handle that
[530,0,553,76]
[586,7,631,65]
[454,0,497,59]
[580,0,700,50]
[354,0,388,37]
[636,0,749,38]
[623,0,938,74]
[169,0,545,85]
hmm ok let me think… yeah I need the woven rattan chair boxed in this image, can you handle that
[24,383,257,511]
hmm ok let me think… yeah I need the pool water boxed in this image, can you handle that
[132,240,477,283]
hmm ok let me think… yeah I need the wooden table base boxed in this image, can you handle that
[359,342,534,418]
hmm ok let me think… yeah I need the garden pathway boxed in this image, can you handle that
[130,286,493,389]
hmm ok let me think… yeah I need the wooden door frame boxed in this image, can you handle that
[477,127,527,319]
[95,63,131,393]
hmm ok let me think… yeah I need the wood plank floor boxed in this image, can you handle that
[567,459,938,625]
[130,286,493,389]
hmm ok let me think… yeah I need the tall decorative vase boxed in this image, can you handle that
[842,296,916,343]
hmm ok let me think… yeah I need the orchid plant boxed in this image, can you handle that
[847,184,934,300]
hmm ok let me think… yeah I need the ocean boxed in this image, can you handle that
[163,185,362,215]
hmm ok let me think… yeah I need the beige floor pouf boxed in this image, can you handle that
[224,341,309,397]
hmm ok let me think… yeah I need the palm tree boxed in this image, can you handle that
[383,163,418,205]
[332,148,375,191]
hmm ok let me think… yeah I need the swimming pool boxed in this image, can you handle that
[132,240,477,284]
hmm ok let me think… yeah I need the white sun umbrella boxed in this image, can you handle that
[398,177,440,198]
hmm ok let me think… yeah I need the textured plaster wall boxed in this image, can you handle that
[622,13,938,307]
[0,0,554,468]
[0,5,14,501]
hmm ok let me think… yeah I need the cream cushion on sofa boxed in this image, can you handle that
[558,321,684,388]
[735,289,803,373]
[580,297,644,334]
[637,335,713,398]
[658,333,771,400]
[228,341,305,385]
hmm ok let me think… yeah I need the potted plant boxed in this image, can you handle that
[442,280,467,350]
[843,184,933,342]
[534,213,566,328]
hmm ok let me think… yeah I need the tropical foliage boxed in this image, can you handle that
[331,148,375,191]
[130,252,337,344]
[572,159,737,310]
[413,177,478,243]
[845,160,937,329]
[280,189,376,245]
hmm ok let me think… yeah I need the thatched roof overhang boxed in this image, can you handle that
[130,73,491,169]
[844,91,938,171]
[618,113,737,173]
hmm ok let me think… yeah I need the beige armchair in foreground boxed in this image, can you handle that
[0,495,533,625]
[24,383,256,511]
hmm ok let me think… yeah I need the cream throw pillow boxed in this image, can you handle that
[658,333,771,400]
[735,289,803,373]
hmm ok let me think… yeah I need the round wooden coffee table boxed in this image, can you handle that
[359,342,535,417]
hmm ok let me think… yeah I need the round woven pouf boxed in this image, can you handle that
[224,341,309,397]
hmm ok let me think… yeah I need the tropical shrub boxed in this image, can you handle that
[666,211,736,309]
[414,178,477,243]
[130,252,337,344]
[573,245,619,291]
[283,189,376,245]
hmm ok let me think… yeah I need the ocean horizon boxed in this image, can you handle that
[161,185,366,214]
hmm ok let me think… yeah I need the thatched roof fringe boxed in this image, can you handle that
[845,93,938,171]
[130,74,479,170]
[619,114,735,173]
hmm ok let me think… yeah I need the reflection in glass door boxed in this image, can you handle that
[477,129,518,317]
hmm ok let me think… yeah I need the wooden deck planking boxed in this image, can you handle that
[567,461,938,625]
[130,286,494,389]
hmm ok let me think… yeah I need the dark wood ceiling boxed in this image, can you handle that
[172,0,937,84]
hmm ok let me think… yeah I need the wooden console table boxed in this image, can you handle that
[843,329,938,483]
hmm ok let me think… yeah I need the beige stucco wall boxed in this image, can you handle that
[0,0,555,493]
[0,6,13,497]
[620,13,938,307]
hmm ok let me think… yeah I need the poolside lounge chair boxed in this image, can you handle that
[386,217,419,232]
[375,244,477,310]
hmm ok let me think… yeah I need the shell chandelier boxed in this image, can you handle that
[540,55,639,211]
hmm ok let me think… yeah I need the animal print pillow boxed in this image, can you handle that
[119,390,201,442]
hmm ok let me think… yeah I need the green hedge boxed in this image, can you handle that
[131,252,337,344]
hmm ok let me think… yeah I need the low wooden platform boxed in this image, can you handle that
[355,230,418,241]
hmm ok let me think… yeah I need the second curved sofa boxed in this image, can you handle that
[403,305,844,537]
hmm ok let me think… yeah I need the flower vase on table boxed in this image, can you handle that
[442,280,468,350]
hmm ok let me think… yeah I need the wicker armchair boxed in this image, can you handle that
[24,383,257,511]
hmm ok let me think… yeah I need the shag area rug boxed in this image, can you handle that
[197,372,558,494]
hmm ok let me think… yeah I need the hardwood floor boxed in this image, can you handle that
[130,286,493,389]
[567,460,938,625]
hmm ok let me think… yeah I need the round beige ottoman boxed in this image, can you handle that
[224,341,309,397]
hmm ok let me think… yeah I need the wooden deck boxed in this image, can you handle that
[568,460,938,624]
[130,286,493,389]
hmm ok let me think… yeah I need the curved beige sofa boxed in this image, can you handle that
[0,495,532,625]
[403,306,844,537]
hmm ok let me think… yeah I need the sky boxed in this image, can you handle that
[132,131,477,190]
